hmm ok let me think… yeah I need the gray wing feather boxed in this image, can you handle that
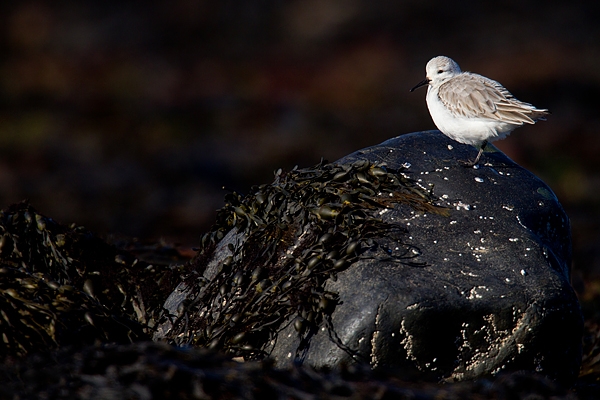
[438,73,549,124]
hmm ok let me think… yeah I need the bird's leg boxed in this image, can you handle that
[472,140,488,165]
[460,140,488,167]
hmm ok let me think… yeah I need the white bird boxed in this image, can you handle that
[411,56,549,166]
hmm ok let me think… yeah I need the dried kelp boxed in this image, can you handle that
[163,159,447,359]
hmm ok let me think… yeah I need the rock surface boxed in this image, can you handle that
[269,131,582,383]
[157,131,582,384]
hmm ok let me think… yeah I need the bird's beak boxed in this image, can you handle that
[410,78,430,92]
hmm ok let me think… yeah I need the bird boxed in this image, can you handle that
[410,56,549,166]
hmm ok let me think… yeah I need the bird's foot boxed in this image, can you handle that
[459,159,479,168]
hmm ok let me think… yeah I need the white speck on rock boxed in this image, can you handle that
[455,201,471,211]
[474,177,484,183]
[466,286,488,300]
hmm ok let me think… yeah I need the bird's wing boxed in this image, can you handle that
[437,73,548,124]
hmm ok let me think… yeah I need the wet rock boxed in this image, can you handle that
[271,131,582,383]
[157,131,582,384]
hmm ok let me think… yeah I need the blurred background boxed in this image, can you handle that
[0,1,599,289]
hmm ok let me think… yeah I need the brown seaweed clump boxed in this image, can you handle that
[0,265,144,359]
[0,202,190,359]
[162,160,447,360]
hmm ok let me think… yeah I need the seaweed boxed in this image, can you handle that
[0,202,189,359]
[162,159,447,359]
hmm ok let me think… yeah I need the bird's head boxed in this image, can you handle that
[411,56,461,92]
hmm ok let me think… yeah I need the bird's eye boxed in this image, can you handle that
[437,69,444,74]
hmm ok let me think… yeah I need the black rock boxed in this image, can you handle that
[269,131,582,384]
[157,131,582,385]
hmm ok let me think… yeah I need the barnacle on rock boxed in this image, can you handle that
[162,160,447,359]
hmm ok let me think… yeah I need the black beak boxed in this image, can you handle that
[410,78,430,92]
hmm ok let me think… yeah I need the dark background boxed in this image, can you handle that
[0,1,599,290]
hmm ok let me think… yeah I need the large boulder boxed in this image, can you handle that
[270,131,582,383]
[156,131,582,384]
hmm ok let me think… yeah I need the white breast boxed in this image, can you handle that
[426,86,517,146]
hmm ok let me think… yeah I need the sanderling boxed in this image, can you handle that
[411,56,549,166]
